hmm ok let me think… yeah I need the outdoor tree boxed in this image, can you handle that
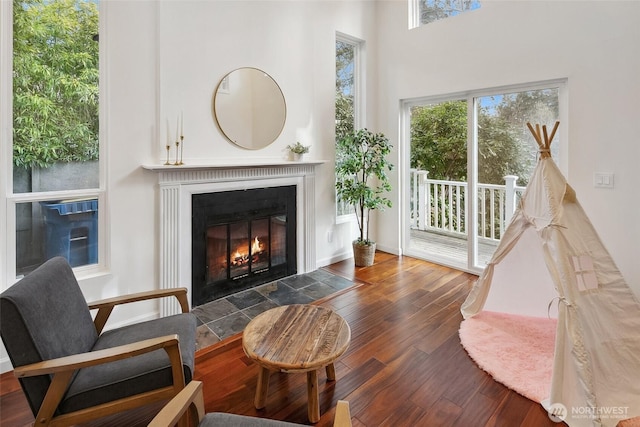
[410,100,468,181]
[13,0,99,169]
[335,40,355,141]
[477,112,532,186]
[495,89,560,175]
[335,93,354,142]
[419,0,481,25]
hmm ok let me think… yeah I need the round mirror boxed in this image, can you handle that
[212,68,286,150]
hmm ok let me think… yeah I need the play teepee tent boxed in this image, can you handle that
[461,122,640,427]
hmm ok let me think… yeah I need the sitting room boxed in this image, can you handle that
[1,1,639,426]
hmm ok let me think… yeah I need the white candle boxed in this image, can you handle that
[180,111,184,137]
[176,115,179,142]
[166,119,171,147]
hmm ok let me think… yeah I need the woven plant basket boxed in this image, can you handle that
[353,241,376,267]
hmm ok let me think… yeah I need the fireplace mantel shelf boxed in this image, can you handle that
[142,159,327,172]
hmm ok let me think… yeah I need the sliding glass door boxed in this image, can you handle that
[404,82,563,272]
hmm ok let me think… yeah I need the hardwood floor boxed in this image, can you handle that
[0,253,560,426]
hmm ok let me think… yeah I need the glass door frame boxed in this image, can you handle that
[401,79,568,274]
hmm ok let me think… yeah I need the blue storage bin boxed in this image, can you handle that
[41,199,98,267]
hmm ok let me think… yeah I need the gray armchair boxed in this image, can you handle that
[0,257,197,426]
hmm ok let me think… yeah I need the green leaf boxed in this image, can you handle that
[13,0,99,168]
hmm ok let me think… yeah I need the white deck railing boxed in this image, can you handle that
[410,169,525,242]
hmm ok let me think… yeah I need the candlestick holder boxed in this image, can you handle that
[179,135,184,165]
[164,144,171,165]
[174,140,180,166]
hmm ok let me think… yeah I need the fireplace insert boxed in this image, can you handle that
[191,186,296,307]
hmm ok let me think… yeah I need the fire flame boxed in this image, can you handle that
[251,236,262,253]
[231,237,264,266]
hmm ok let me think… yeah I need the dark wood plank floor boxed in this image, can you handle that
[0,253,561,426]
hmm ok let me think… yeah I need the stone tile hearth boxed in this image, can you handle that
[191,269,355,351]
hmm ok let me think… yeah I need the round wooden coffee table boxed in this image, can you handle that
[242,304,351,423]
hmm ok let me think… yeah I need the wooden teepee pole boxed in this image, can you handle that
[547,121,559,145]
[527,122,543,146]
[527,121,559,159]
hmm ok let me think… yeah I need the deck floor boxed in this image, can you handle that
[409,229,498,267]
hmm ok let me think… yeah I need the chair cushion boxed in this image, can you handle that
[59,312,197,413]
[0,257,98,416]
[200,413,305,427]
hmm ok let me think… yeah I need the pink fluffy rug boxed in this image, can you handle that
[459,310,557,403]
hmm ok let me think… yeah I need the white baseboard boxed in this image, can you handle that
[1,356,13,374]
[316,250,353,268]
[375,243,401,256]
[316,244,400,270]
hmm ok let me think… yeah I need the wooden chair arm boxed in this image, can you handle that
[148,380,204,427]
[334,400,352,427]
[14,334,181,378]
[88,288,189,311]
[89,288,189,334]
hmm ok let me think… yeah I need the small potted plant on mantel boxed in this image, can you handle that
[286,141,310,161]
[335,128,393,267]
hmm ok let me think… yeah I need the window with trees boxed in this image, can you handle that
[335,34,362,219]
[409,0,481,28]
[5,0,102,279]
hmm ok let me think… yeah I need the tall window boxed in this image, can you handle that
[335,34,362,219]
[409,0,481,28]
[6,0,102,278]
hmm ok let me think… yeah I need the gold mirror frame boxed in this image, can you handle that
[212,68,286,150]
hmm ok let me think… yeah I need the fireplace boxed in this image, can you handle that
[191,186,296,306]
[143,160,323,317]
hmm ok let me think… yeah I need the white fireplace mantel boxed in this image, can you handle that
[143,160,326,316]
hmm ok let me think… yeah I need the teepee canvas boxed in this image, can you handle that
[461,122,640,427]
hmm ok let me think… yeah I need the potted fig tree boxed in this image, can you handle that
[335,128,393,267]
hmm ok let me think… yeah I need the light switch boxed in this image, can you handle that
[594,172,614,189]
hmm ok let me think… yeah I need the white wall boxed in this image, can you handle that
[373,0,640,295]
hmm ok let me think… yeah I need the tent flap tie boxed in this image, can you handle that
[547,296,569,318]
